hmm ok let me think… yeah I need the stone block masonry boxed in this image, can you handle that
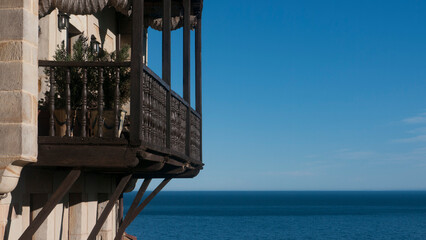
[0,0,38,193]
[0,0,38,238]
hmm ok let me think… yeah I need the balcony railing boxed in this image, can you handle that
[137,65,202,161]
[38,60,201,162]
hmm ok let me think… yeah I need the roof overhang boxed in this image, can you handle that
[39,0,203,31]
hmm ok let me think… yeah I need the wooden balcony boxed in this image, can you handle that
[32,0,203,180]
[35,59,202,178]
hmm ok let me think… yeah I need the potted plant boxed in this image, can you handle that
[39,35,131,137]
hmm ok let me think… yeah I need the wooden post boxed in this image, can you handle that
[19,170,81,240]
[143,28,148,65]
[183,0,191,157]
[195,15,202,115]
[130,0,145,146]
[183,0,191,103]
[195,13,202,161]
[163,0,172,149]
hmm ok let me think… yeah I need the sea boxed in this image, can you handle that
[123,191,426,240]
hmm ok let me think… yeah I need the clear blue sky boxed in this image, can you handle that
[144,0,426,190]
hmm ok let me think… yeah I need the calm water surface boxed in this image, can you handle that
[124,191,426,239]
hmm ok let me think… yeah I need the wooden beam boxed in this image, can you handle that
[118,194,124,226]
[137,151,165,162]
[136,161,165,171]
[164,166,186,174]
[123,179,151,220]
[132,168,200,179]
[87,174,132,240]
[37,144,139,169]
[114,178,171,240]
[114,178,151,240]
[39,60,130,67]
[125,178,171,223]
[130,0,145,146]
[163,0,172,149]
[19,169,81,240]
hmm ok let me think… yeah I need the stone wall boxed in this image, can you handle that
[0,0,39,193]
[0,0,39,237]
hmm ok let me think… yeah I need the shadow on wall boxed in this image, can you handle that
[4,168,119,240]
[94,7,118,49]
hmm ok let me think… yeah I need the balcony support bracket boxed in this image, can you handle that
[87,174,133,240]
[114,178,171,240]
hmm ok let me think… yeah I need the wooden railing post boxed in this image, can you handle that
[183,0,191,157]
[65,68,71,137]
[49,68,55,136]
[98,68,104,137]
[130,0,145,145]
[114,68,120,138]
[81,68,87,137]
[163,0,171,149]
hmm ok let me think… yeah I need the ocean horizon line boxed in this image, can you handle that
[136,189,426,192]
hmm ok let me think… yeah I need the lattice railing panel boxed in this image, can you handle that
[142,72,167,147]
[171,96,187,155]
[190,112,201,160]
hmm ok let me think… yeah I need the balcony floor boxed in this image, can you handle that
[34,136,203,178]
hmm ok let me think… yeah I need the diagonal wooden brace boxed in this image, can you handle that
[114,178,171,240]
[87,174,132,240]
[19,169,81,240]
[114,178,151,240]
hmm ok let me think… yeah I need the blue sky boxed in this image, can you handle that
[144,0,426,190]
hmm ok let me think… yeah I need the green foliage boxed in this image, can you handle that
[43,35,131,110]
